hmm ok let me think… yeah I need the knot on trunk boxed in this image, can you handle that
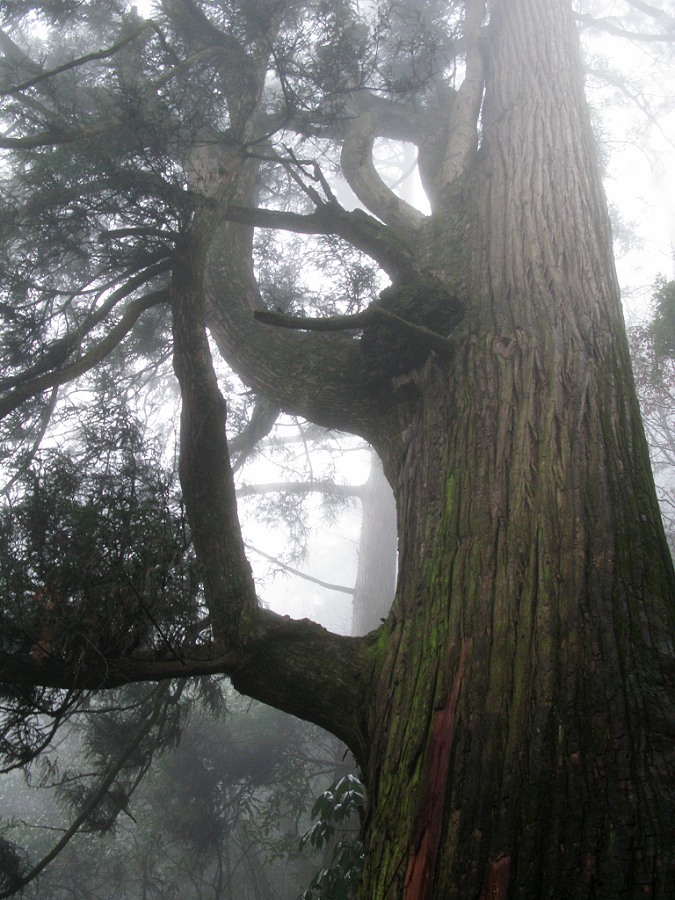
[360,279,463,378]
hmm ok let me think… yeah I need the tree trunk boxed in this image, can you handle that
[352,450,398,637]
[358,1,675,896]
[6,2,672,897]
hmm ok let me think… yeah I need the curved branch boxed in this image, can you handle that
[439,0,486,190]
[203,148,399,449]
[355,93,425,145]
[206,227,395,442]
[340,109,426,233]
[259,90,426,152]
[0,288,169,421]
[224,202,417,281]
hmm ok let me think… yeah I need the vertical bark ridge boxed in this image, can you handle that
[403,639,469,898]
[360,0,674,895]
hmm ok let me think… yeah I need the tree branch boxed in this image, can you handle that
[0,287,169,421]
[253,306,455,358]
[439,0,486,189]
[237,480,363,499]
[575,11,675,42]
[201,126,399,447]
[0,387,58,498]
[0,30,218,151]
[245,543,354,595]
[0,607,373,767]
[340,109,427,233]
[0,21,156,96]
[624,0,670,17]
[0,117,124,150]
[171,214,258,645]
[229,394,280,472]
[0,260,171,392]
[224,202,417,281]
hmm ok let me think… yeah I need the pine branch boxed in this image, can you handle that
[0,288,169,421]
[0,683,170,899]
[0,21,157,96]
[0,260,171,392]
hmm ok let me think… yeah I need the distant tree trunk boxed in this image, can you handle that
[235,820,275,900]
[351,450,397,637]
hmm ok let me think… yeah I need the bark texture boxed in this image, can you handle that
[358,1,675,896]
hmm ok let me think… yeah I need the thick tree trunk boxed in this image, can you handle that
[10,1,673,895]
[359,1,675,896]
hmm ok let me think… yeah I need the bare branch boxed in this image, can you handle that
[237,479,363,499]
[575,11,675,42]
[254,306,455,358]
[246,543,354,595]
[340,109,427,233]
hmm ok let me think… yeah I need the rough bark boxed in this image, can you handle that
[357,1,675,896]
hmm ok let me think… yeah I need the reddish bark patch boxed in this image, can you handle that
[403,639,469,899]
[480,854,511,899]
